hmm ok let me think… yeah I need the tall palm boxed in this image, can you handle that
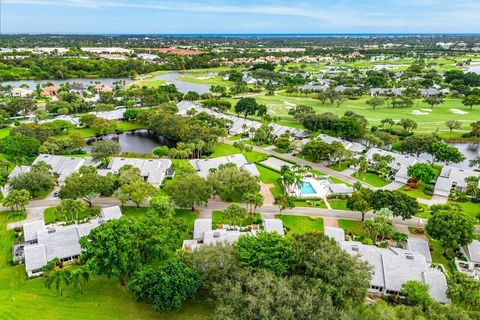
[71,268,90,295]
[44,269,71,297]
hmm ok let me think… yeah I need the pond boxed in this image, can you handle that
[84,129,175,154]
[1,77,133,89]
[154,72,211,94]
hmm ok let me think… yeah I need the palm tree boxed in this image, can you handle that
[70,268,90,295]
[83,191,100,208]
[44,269,71,297]
[278,166,296,193]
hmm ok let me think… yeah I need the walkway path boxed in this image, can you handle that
[260,183,275,205]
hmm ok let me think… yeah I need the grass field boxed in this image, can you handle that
[226,93,478,134]
[0,210,212,319]
[338,219,368,238]
[0,127,11,139]
[352,172,390,188]
[447,200,480,221]
[277,215,324,234]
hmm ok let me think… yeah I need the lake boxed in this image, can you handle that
[85,129,175,154]
[154,72,211,94]
[1,77,133,89]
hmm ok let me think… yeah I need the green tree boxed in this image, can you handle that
[149,194,175,218]
[235,97,258,119]
[2,189,30,212]
[400,280,434,310]
[54,198,85,222]
[91,140,120,162]
[222,203,248,225]
[235,232,293,275]
[274,194,295,215]
[241,192,264,215]
[366,97,385,110]
[462,94,480,110]
[423,95,444,109]
[445,120,461,133]
[370,190,418,220]
[80,218,185,285]
[70,268,90,295]
[407,163,437,183]
[430,142,465,165]
[426,210,475,251]
[128,260,201,312]
[346,188,373,221]
[447,272,480,311]
[120,180,157,208]
[44,269,71,297]
[207,165,259,202]
[165,174,212,211]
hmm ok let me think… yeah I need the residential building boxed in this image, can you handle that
[183,218,284,251]
[22,206,122,277]
[456,240,480,279]
[95,83,113,93]
[40,86,58,98]
[11,87,33,98]
[328,227,449,304]
[434,166,480,197]
[105,157,174,187]
[317,134,366,154]
[365,148,425,184]
[190,154,259,178]
[89,108,125,121]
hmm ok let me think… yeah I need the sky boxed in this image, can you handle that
[3,0,480,34]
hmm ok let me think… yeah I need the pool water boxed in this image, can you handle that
[300,182,317,195]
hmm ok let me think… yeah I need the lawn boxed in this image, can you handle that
[0,210,213,319]
[212,210,262,228]
[294,198,328,208]
[329,160,350,172]
[338,219,368,238]
[328,200,349,210]
[0,127,11,139]
[255,164,283,197]
[210,143,268,163]
[277,215,324,234]
[447,200,480,221]
[398,182,434,200]
[352,172,390,188]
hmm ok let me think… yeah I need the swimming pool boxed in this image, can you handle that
[300,182,317,195]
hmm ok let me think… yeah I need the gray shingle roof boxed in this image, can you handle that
[263,219,285,235]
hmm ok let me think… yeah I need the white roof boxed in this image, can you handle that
[407,237,432,264]
[325,227,345,242]
[101,206,122,220]
[204,229,242,245]
[89,109,125,121]
[107,157,172,187]
[24,244,47,274]
[263,219,285,235]
[8,165,31,180]
[23,220,45,243]
[193,219,212,240]
[340,240,449,303]
[434,166,480,196]
[32,154,86,175]
[23,208,122,276]
[464,240,480,263]
[190,154,259,178]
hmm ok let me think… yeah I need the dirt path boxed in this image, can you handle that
[260,183,276,205]
[323,217,339,228]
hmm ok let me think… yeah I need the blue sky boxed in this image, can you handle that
[3,0,480,34]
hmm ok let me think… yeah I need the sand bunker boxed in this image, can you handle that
[450,109,468,115]
[283,101,296,108]
[412,110,429,115]
[421,108,432,112]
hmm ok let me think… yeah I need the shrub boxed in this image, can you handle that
[404,186,411,191]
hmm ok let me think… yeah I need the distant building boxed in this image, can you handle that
[104,157,174,187]
[40,86,58,98]
[95,83,113,93]
[11,87,33,98]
